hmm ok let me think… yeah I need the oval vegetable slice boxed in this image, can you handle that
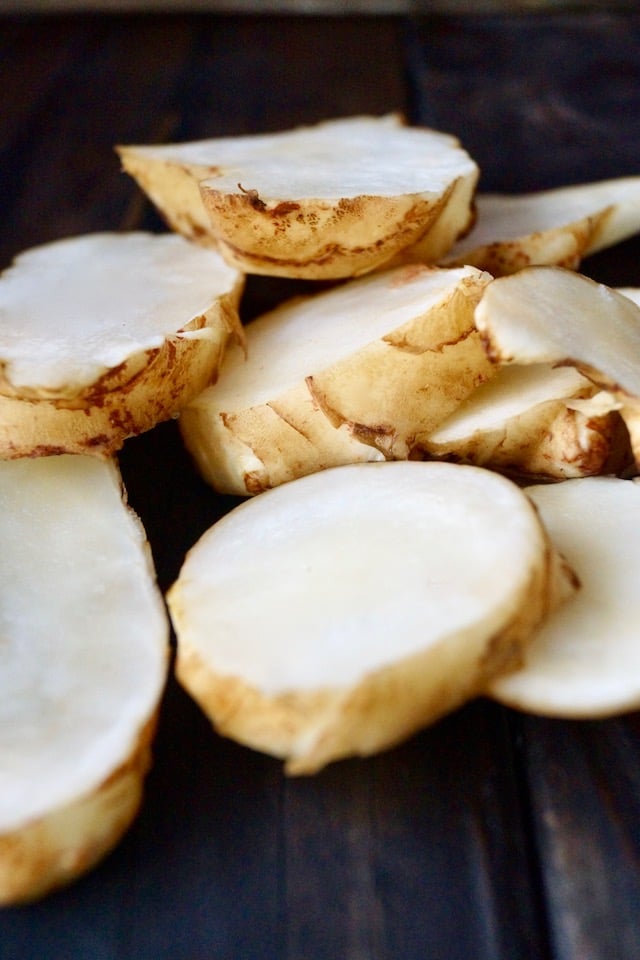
[167,460,575,775]
[488,476,640,717]
[0,454,169,904]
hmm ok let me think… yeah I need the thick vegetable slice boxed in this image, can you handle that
[0,232,244,457]
[488,477,640,717]
[0,455,168,904]
[474,266,640,467]
[180,264,494,495]
[167,460,576,775]
[425,363,628,479]
[443,177,640,275]
[118,115,478,279]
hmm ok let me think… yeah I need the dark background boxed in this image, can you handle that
[1,10,640,959]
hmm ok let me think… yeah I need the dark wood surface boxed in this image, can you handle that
[1,10,640,959]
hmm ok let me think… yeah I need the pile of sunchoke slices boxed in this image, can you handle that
[2,115,640,904]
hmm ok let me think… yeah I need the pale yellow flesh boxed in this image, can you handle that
[168,460,574,775]
[489,477,640,716]
[425,363,624,479]
[428,364,591,439]
[0,455,168,904]
[443,176,640,275]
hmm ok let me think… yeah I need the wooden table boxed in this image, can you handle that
[1,10,640,959]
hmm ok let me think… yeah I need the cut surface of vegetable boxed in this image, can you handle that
[443,176,640,275]
[489,477,640,717]
[118,115,478,279]
[180,263,494,495]
[0,231,244,456]
[425,363,627,479]
[474,266,640,466]
[168,460,575,775]
[0,454,169,904]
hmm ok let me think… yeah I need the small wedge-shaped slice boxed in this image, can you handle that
[117,115,478,279]
[443,177,640,275]
[0,231,244,457]
[0,454,168,904]
[168,460,575,775]
[489,476,640,716]
[425,363,628,479]
[180,264,494,495]
[474,266,640,467]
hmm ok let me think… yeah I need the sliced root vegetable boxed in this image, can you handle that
[0,232,244,457]
[117,115,478,280]
[179,264,494,496]
[167,460,576,776]
[474,266,640,469]
[0,455,168,904]
[488,476,640,717]
[442,176,640,275]
[424,363,629,479]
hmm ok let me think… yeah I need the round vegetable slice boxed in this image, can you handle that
[488,476,640,717]
[167,460,575,775]
[0,454,169,904]
[0,231,244,457]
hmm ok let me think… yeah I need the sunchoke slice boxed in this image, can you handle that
[443,177,640,275]
[118,115,478,279]
[425,363,626,479]
[489,477,640,717]
[474,266,640,467]
[0,232,244,457]
[168,460,575,775]
[0,455,168,904]
[180,264,494,496]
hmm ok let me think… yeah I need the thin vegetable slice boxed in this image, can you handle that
[424,363,628,479]
[489,477,640,717]
[167,460,576,775]
[443,176,640,275]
